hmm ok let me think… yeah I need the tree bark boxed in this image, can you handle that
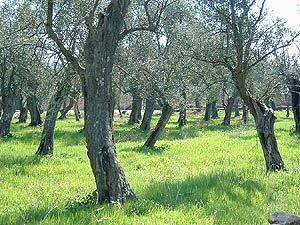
[195,97,201,112]
[59,97,75,120]
[178,108,187,127]
[128,89,142,125]
[289,78,300,133]
[211,101,218,119]
[144,101,172,148]
[46,0,135,204]
[204,102,212,121]
[27,95,42,126]
[0,99,2,118]
[82,0,135,204]
[18,97,28,123]
[0,95,17,137]
[36,78,71,155]
[74,100,81,121]
[222,89,238,125]
[242,104,249,124]
[140,97,155,132]
[233,72,285,171]
[178,91,187,127]
[234,99,240,117]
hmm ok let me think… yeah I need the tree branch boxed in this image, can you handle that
[45,0,84,75]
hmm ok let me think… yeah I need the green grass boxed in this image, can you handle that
[0,111,299,225]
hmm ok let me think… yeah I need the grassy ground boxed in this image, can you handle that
[0,111,299,225]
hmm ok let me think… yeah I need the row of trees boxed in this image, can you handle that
[0,0,299,204]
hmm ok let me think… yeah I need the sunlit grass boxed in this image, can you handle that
[0,111,299,224]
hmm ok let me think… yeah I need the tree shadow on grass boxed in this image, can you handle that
[0,170,266,225]
[142,170,266,224]
[0,155,42,169]
[0,129,85,147]
[121,144,169,155]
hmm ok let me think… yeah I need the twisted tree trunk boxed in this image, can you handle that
[234,99,240,117]
[140,97,155,132]
[242,104,249,124]
[36,76,72,155]
[46,0,135,204]
[178,108,187,127]
[178,91,187,127]
[27,95,42,126]
[128,89,142,125]
[233,71,285,171]
[144,101,172,148]
[83,0,135,204]
[0,95,17,137]
[18,97,28,123]
[222,89,238,125]
[74,100,81,121]
[59,97,75,120]
[195,97,201,112]
[288,78,300,133]
[204,102,212,121]
[211,101,218,119]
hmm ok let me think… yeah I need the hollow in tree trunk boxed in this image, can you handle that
[128,89,142,125]
[36,75,72,155]
[59,97,75,120]
[144,100,172,148]
[233,72,285,171]
[289,78,300,132]
[0,95,17,137]
[27,95,42,126]
[140,97,155,132]
[232,69,285,171]
[251,99,285,171]
[204,102,212,121]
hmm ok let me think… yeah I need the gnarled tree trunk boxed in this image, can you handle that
[144,100,172,148]
[211,101,218,119]
[18,97,28,123]
[204,102,212,121]
[234,99,240,117]
[242,104,249,124]
[195,97,201,112]
[233,71,285,171]
[288,78,300,133]
[27,95,42,126]
[222,89,238,125]
[128,89,142,125]
[0,95,17,137]
[82,0,135,204]
[46,0,135,204]
[178,108,187,127]
[74,100,81,121]
[140,97,155,132]
[178,91,187,127]
[36,76,72,155]
[251,99,285,171]
[59,97,75,120]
